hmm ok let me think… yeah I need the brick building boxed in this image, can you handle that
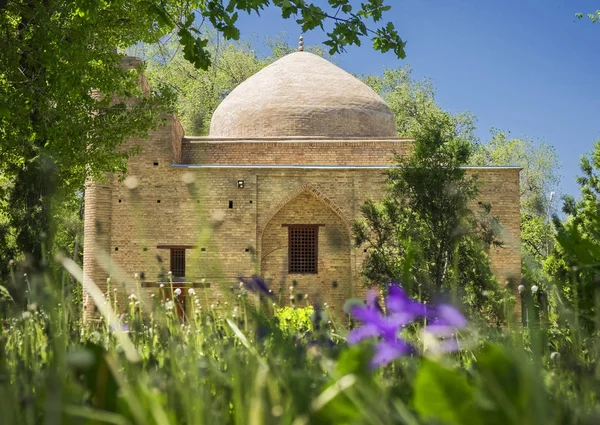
[83,51,521,316]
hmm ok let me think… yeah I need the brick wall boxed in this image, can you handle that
[181,138,413,166]
[83,119,521,317]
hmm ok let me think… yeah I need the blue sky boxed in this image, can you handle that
[233,0,600,201]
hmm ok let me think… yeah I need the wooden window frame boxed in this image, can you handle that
[170,248,186,281]
[287,225,319,274]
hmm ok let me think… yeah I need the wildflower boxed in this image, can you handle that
[90,331,102,342]
[188,288,195,296]
[109,314,130,332]
[159,283,164,288]
[134,273,140,279]
[128,293,137,300]
[174,288,182,296]
[165,300,174,311]
[168,271,172,276]
[238,275,274,297]
[347,284,466,368]
[21,311,31,320]
[421,303,468,354]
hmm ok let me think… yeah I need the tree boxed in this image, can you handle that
[545,140,600,332]
[0,0,175,275]
[0,0,404,274]
[471,130,561,289]
[361,66,477,142]
[353,109,505,322]
[576,10,600,23]
[471,129,560,217]
[140,35,328,135]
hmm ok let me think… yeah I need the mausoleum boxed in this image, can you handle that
[83,50,521,317]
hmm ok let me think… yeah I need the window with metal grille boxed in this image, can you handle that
[288,225,318,274]
[170,248,185,280]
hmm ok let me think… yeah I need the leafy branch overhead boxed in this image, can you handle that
[575,10,600,23]
[154,0,406,69]
[0,0,401,271]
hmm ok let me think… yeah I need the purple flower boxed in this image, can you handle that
[347,283,467,368]
[109,314,130,332]
[239,275,274,298]
[422,303,467,354]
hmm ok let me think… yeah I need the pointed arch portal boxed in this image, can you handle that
[259,187,352,310]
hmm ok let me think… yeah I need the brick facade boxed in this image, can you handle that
[82,54,521,319]
[82,116,521,317]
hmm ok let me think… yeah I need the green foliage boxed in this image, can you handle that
[0,0,403,279]
[158,0,405,70]
[362,66,477,142]
[545,140,600,332]
[353,109,507,321]
[472,130,560,311]
[140,35,328,135]
[414,359,476,425]
[275,305,314,335]
[413,344,560,425]
[576,10,600,23]
[1,261,599,425]
[471,129,560,217]
[0,0,177,272]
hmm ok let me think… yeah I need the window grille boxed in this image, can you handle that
[170,248,185,280]
[288,225,318,274]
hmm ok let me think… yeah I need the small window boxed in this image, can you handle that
[170,248,185,281]
[288,225,318,274]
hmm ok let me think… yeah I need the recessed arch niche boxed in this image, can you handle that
[259,189,351,311]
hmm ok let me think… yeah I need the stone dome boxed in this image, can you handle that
[209,52,397,138]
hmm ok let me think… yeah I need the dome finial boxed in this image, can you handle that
[298,35,304,52]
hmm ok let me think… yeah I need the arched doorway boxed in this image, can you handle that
[260,190,351,312]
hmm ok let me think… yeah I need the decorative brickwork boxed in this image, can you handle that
[182,139,413,166]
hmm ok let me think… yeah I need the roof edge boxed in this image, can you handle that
[171,164,523,170]
[184,136,413,143]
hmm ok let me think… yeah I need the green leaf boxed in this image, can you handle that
[336,344,373,376]
[413,359,478,425]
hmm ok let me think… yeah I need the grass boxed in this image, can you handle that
[0,252,599,425]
